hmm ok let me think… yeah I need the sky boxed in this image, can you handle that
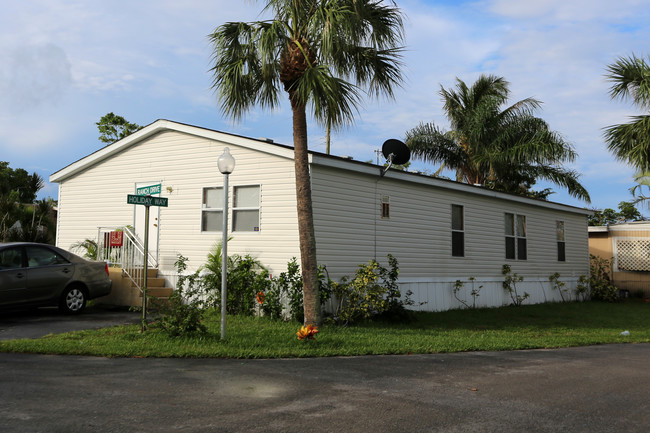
[1,0,649,213]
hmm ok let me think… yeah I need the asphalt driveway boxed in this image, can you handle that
[0,304,141,340]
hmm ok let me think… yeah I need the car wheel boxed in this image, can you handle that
[60,286,87,314]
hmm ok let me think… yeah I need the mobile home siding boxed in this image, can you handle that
[56,130,300,276]
[311,164,589,310]
[52,120,591,311]
[588,223,650,296]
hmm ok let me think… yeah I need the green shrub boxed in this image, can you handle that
[549,272,569,302]
[200,242,271,315]
[575,275,589,301]
[589,254,619,302]
[331,254,410,325]
[152,255,207,336]
[260,258,332,322]
[452,277,483,309]
[502,264,529,306]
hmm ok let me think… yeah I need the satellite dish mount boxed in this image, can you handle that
[380,139,411,177]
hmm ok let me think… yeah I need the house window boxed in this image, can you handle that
[381,195,390,219]
[557,221,566,262]
[451,204,464,257]
[201,187,223,232]
[505,213,527,260]
[233,185,260,232]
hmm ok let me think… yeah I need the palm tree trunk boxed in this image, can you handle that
[291,96,322,326]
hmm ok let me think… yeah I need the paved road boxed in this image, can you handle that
[2,343,650,432]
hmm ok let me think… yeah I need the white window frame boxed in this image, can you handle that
[232,184,261,233]
[201,187,223,233]
[505,212,527,260]
[381,195,390,219]
[451,204,464,257]
[556,220,566,262]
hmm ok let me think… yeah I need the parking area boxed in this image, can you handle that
[0,304,141,340]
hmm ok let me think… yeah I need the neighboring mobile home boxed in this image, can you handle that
[589,222,650,297]
[50,119,591,311]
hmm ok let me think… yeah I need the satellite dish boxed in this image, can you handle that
[382,139,411,165]
[380,139,410,176]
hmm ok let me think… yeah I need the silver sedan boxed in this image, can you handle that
[0,242,112,314]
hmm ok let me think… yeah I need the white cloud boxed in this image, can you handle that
[0,44,72,112]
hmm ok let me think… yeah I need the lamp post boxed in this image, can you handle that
[217,147,235,340]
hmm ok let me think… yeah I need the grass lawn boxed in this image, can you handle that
[1,301,649,358]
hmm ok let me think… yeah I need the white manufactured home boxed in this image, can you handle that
[50,119,591,311]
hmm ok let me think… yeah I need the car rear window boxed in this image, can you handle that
[26,246,70,267]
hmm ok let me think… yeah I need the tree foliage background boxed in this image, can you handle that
[0,162,55,243]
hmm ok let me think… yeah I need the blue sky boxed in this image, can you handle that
[1,0,649,212]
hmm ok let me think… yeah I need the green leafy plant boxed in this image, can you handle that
[200,241,272,315]
[589,254,619,302]
[71,239,99,260]
[575,275,589,301]
[331,255,409,325]
[549,272,569,302]
[502,264,529,306]
[259,258,332,322]
[152,255,207,336]
[452,277,483,309]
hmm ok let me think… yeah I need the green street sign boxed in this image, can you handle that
[136,184,162,195]
[127,194,168,207]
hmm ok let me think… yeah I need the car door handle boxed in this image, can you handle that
[62,268,71,274]
[16,272,25,279]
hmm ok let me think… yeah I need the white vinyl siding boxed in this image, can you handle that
[311,164,588,281]
[54,129,299,276]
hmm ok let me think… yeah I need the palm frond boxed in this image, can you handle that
[606,54,650,109]
[604,115,650,171]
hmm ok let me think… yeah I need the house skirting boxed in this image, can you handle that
[400,277,584,311]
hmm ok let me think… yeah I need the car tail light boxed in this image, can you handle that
[104,262,109,277]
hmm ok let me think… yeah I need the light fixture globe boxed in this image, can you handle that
[218,147,235,174]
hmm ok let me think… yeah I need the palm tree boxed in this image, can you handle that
[406,74,590,202]
[604,54,650,171]
[209,0,404,325]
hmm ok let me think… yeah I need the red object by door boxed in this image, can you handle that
[109,231,123,247]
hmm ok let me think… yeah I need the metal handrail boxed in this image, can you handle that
[97,226,158,293]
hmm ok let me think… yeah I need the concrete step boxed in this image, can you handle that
[140,287,174,298]
[123,268,159,278]
[130,277,166,288]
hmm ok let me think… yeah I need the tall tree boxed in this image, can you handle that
[588,201,644,226]
[209,0,404,325]
[405,75,590,202]
[0,161,44,203]
[96,112,142,145]
[604,55,650,171]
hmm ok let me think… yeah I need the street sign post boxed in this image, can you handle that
[127,194,168,207]
[127,193,169,330]
[136,183,162,195]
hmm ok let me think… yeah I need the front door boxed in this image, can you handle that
[134,181,161,265]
